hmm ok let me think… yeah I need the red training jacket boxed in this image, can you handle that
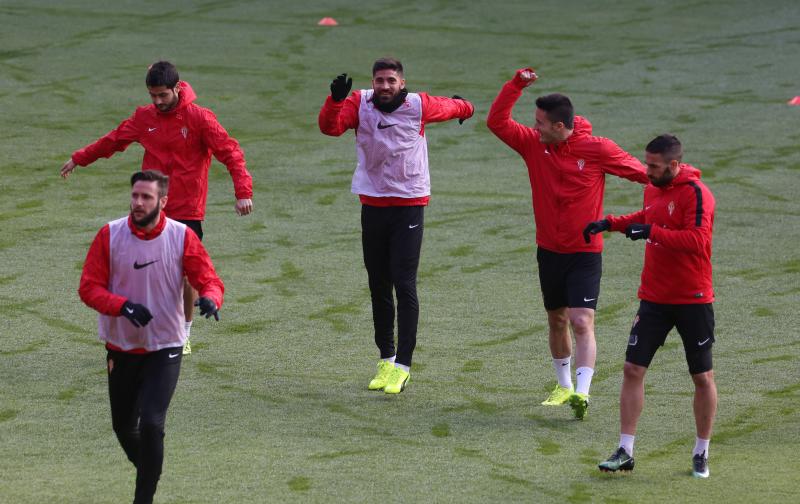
[318,90,474,207]
[487,76,648,253]
[607,165,715,304]
[71,81,253,220]
[79,212,224,317]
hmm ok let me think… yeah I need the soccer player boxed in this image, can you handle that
[78,170,224,503]
[487,68,649,419]
[588,134,717,477]
[318,57,474,394]
[61,61,252,355]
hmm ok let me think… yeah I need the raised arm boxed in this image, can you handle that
[319,73,360,136]
[486,68,539,154]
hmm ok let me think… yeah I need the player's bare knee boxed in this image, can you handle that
[547,310,569,332]
[691,369,715,389]
[623,361,646,381]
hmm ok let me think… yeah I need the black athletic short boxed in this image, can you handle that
[536,247,602,311]
[176,219,203,241]
[626,300,715,375]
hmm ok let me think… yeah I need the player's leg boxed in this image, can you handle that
[560,252,600,418]
[362,205,396,390]
[107,349,143,468]
[677,303,716,478]
[600,301,671,472]
[385,206,424,394]
[135,347,182,503]
[537,248,573,405]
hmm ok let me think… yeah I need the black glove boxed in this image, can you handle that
[195,297,220,321]
[452,95,467,124]
[583,219,610,244]
[625,223,651,241]
[120,301,153,328]
[330,73,352,102]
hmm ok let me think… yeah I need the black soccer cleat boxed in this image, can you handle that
[599,447,635,473]
[692,452,710,478]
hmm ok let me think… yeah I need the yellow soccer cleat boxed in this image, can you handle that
[383,367,410,394]
[182,339,192,355]
[541,384,574,406]
[368,360,395,390]
[568,392,590,420]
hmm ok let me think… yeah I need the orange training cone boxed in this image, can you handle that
[318,17,338,26]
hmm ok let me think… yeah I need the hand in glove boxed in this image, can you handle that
[195,297,220,321]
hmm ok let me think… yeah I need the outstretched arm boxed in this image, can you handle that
[62,114,140,178]
[600,141,649,184]
[419,94,474,124]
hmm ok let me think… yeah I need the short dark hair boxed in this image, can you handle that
[535,93,574,129]
[646,134,683,162]
[372,57,403,77]
[131,170,169,198]
[146,61,179,88]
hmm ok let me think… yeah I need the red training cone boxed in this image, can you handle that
[788,96,800,106]
[318,17,338,26]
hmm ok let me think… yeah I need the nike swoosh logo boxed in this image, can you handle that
[377,121,397,130]
[409,224,419,229]
[133,260,159,270]
[561,362,568,366]
[698,338,711,346]
[645,205,653,210]
[148,127,157,132]
[631,230,643,234]
[168,353,180,358]
[583,297,596,302]
[126,307,134,314]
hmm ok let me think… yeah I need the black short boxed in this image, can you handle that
[626,300,715,374]
[176,219,203,241]
[536,247,601,310]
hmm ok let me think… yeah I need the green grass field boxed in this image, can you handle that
[1,1,799,502]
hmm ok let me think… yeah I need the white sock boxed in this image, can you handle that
[693,437,709,458]
[395,363,410,373]
[619,434,635,456]
[575,367,594,395]
[553,357,572,389]
[381,356,396,364]
[184,320,193,339]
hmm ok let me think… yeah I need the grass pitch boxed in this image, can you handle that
[1,1,799,502]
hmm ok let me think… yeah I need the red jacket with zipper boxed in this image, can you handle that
[487,76,648,253]
[71,81,252,220]
[607,165,715,304]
